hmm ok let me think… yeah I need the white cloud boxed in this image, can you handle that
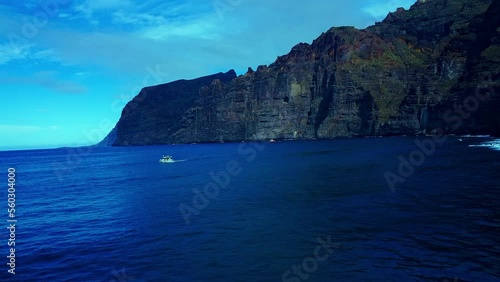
[47,125,60,131]
[112,11,167,26]
[33,71,88,93]
[74,0,132,19]
[84,0,128,9]
[140,21,219,40]
[0,42,60,65]
[0,43,31,64]
[0,71,88,94]
[57,13,71,18]
[32,48,60,62]
[74,71,91,77]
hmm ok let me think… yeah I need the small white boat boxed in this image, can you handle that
[159,155,175,163]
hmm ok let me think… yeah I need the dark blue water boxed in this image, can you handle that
[0,137,499,281]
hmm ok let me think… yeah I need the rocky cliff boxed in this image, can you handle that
[106,0,500,146]
[109,70,236,145]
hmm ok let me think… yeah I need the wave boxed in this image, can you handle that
[469,139,500,151]
[459,134,491,138]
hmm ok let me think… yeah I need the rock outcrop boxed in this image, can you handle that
[106,0,499,146]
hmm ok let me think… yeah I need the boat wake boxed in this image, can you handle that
[160,159,188,163]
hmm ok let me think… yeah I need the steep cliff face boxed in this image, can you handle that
[106,0,499,146]
[112,70,236,145]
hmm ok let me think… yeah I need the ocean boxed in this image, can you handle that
[0,136,499,281]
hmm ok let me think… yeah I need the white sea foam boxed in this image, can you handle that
[468,139,500,151]
[460,135,491,138]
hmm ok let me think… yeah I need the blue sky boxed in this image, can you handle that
[0,0,415,151]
